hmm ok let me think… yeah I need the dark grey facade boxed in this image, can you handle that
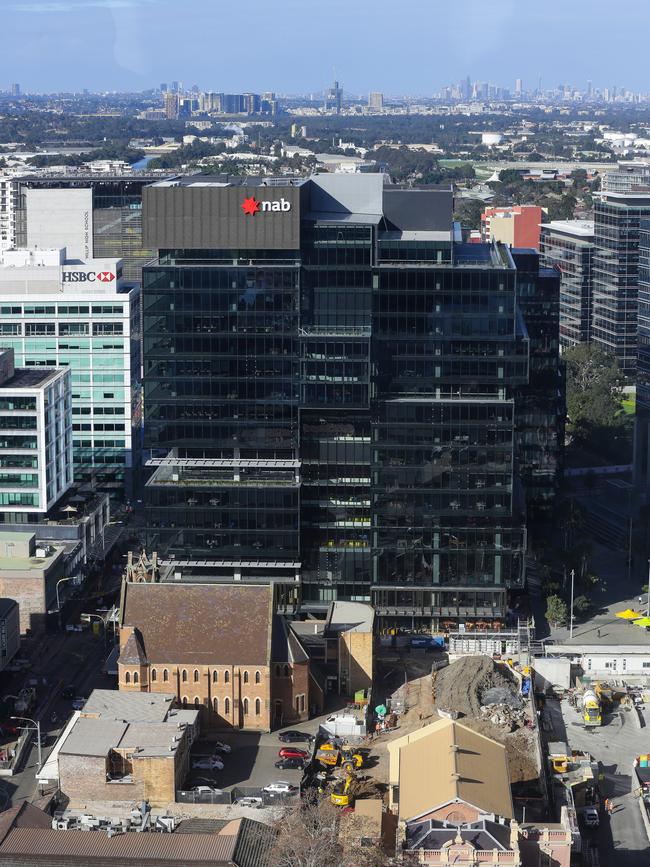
[142,176,559,630]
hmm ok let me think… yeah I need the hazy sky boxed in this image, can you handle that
[3,0,650,95]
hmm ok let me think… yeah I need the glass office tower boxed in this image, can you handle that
[142,176,555,629]
[592,192,650,376]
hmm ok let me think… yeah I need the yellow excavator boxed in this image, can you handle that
[331,770,355,807]
[317,741,363,772]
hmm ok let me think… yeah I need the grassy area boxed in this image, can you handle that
[621,395,636,415]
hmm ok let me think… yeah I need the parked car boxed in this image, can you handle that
[582,807,599,829]
[71,697,86,711]
[263,781,298,795]
[192,757,224,771]
[233,796,263,808]
[278,731,314,744]
[62,685,76,700]
[213,741,231,754]
[191,785,222,796]
[275,757,306,770]
[278,747,309,760]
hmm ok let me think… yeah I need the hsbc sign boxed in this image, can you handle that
[62,270,116,283]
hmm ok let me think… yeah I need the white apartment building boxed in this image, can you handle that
[0,172,22,251]
[0,348,72,514]
[0,248,140,499]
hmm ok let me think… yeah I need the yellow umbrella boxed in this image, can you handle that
[633,617,650,629]
[616,609,643,620]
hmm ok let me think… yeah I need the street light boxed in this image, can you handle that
[55,575,76,612]
[10,715,41,770]
[81,612,111,653]
[569,568,575,640]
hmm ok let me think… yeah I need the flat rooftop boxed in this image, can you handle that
[543,219,595,237]
[81,689,175,723]
[0,366,64,389]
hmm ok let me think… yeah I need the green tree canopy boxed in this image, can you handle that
[546,594,568,627]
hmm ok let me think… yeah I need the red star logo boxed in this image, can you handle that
[241,196,261,216]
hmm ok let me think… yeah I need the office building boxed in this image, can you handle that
[164,91,179,119]
[0,531,67,633]
[0,248,139,499]
[368,92,384,112]
[592,191,650,375]
[515,78,523,96]
[139,175,555,631]
[511,250,563,519]
[602,161,650,193]
[481,206,543,250]
[0,348,72,516]
[634,218,650,490]
[10,83,20,97]
[540,220,594,348]
[9,173,162,282]
[325,80,343,113]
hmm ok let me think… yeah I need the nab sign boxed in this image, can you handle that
[62,270,116,283]
[241,196,292,216]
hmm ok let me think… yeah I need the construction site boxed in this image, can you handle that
[367,648,544,816]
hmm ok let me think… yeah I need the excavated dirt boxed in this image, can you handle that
[434,656,520,718]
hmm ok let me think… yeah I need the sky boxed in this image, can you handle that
[3,0,650,95]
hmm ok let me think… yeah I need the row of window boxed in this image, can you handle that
[125,665,292,685]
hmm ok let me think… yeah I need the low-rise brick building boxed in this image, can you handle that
[118,581,312,732]
[56,690,198,809]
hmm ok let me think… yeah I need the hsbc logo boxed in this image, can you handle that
[241,196,291,216]
[62,271,115,283]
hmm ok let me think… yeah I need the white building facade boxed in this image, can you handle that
[0,348,72,514]
[0,248,140,499]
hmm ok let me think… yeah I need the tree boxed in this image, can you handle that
[454,197,484,230]
[546,594,568,627]
[270,798,392,867]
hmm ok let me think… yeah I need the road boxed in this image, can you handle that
[550,697,649,864]
[0,625,116,808]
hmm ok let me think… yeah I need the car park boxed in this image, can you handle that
[278,731,314,744]
[275,756,306,770]
[233,796,263,808]
[263,780,298,795]
[192,757,224,770]
[278,747,309,760]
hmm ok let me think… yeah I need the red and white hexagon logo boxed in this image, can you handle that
[96,271,115,282]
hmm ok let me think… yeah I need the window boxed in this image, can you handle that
[182,696,188,707]
[163,668,169,682]
[255,670,261,684]
[243,697,249,715]
[133,671,139,684]
[300,694,305,712]
[255,698,261,716]
[193,669,200,683]
[224,697,230,715]
[224,670,230,684]
[296,696,300,714]
[284,665,290,677]
[212,670,218,683]
[275,665,281,677]
[643,662,650,669]
[213,697,219,713]
[194,696,200,707]
[243,670,249,684]
[125,671,131,684]
[151,668,157,682]
[182,669,188,682]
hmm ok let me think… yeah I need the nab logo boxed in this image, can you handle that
[241,196,291,216]
[62,271,115,283]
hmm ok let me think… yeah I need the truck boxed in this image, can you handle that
[582,689,602,727]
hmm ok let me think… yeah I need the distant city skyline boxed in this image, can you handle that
[3,0,650,94]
